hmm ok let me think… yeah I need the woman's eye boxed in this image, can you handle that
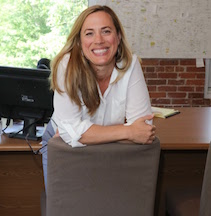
[85,32,93,36]
[103,30,111,34]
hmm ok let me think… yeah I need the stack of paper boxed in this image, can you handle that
[151,106,180,118]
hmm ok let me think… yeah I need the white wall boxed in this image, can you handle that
[89,0,211,59]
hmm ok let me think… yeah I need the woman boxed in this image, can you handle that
[42,5,156,187]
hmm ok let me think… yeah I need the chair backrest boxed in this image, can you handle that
[46,137,161,216]
[199,142,211,216]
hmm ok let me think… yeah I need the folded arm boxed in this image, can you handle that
[54,114,156,145]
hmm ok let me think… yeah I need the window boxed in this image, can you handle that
[204,59,211,99]
[0,0,88,68]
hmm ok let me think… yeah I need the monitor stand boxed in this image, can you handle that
[8,118,41,141]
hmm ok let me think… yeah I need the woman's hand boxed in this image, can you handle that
[129,114,156,144]
[53,129,60,138]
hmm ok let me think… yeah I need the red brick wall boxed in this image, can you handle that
[141,59,211,108]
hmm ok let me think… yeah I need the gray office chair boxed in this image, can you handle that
[166,142,211,216]
[44,136,160,216]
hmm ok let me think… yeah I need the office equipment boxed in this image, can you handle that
[0,66,53,140]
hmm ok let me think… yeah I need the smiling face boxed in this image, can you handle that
[80,11,121,70]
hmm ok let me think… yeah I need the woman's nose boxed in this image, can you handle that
[94,33,104,44]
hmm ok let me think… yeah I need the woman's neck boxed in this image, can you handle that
[94,66,114,96]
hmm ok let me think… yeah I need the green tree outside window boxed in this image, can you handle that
[0,0,88,68]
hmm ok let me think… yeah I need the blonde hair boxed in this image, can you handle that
[51,5,132,115]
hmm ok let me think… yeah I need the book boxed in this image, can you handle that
[151,106,180,118]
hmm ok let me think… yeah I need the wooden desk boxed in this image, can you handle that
[0,107,210,216]
[153,107,211,216]
[3,107,209,151]
[0,135,44,216]
[154,107,211,150]
[0,134,41,151]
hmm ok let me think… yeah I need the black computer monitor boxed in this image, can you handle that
[0,66,54,140]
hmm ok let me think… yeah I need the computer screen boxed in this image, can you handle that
[0,66,54,140]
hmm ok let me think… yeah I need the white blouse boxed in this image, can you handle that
[52,53,152,147]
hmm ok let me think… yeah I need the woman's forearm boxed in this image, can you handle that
[79,114,156,145]
[79,124,131,144]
